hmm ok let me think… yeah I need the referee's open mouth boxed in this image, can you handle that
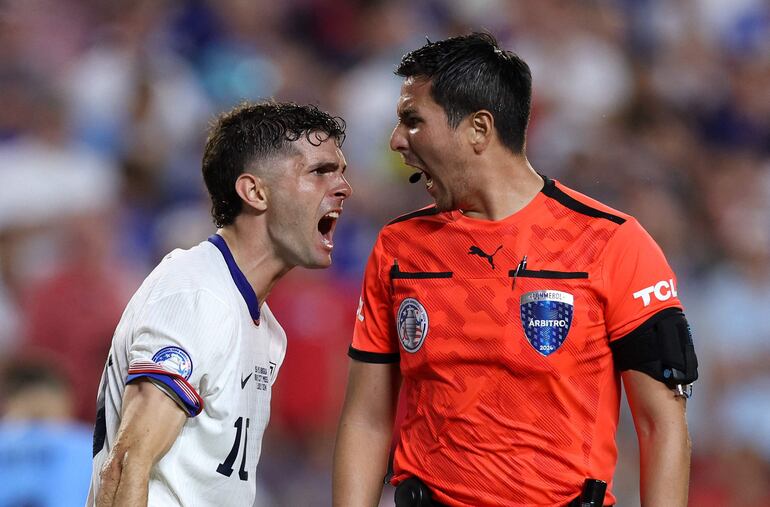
[424,171,434,190]
[415,170,434,191]
[318,210,340,250]
[405,161,434,190]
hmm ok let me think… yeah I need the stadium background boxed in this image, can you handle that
[0,0,768,505]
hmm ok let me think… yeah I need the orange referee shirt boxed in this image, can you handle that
[350,176,684,506]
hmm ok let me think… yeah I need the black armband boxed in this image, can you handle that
[610,308,698,389]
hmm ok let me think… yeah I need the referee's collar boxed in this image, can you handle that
[207,234,261,325]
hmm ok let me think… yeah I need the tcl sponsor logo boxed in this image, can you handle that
[633,279,678,307]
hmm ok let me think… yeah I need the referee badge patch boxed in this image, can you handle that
[152,346,194,380]
[520,290,574,356]
[397,298,429,353]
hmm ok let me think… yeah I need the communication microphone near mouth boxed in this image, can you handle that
[409,171,422,184]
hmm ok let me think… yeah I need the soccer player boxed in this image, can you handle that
[88,101,351,506]
[333,33,697,506]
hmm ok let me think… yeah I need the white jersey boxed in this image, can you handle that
[87,235,287,506]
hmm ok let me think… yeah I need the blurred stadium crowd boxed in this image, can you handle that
[0,0,768,505]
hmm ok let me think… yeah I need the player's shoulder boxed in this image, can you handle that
[542,176,633,227]
[156,240,222,280]
[142,240,231,303]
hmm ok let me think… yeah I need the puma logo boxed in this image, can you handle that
[468,245,503,269]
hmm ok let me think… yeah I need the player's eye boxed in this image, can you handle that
[313,166,335,175]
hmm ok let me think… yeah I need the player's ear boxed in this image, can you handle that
[235,173,268,212]
[467,110,493,154]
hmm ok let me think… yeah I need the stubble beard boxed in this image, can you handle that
[433,181,463,213]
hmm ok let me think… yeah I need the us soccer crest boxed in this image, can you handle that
[397,298,429,353]
[520,290,574,356]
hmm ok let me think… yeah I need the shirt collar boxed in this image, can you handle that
[207,234,260,324]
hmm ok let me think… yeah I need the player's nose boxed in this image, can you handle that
[334,173,352,199]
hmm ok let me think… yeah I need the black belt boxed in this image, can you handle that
[394,476,613,507]
[394,477,447,507]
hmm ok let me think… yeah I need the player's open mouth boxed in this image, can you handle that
[318,210,340,250]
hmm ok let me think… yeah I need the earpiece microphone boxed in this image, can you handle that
[409,171,422,184]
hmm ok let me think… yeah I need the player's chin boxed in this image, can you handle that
[304,258,332,269]
[303,245,333,269]
[313,252,333,267]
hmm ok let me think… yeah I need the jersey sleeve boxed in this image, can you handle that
[350,234,400,362]
[602,218,684,341]
[126,289,237,417]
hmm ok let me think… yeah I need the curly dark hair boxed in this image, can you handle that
[201,101,346,228]
[396,32,532,154]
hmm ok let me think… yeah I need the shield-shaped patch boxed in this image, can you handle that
[520,290,574,356]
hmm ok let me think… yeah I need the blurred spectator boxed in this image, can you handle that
[269,270,358,437]
[0,71,132,423]
[0,353,92,507]
[0,75,122,359]
[21,211,136,423]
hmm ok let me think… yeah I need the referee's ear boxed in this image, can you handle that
[468,109,493,154]
[235,173,268,212]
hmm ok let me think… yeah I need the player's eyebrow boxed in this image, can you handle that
[397,107,418,120]
[310,160,346,173]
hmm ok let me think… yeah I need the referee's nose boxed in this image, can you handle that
[390,123,409,155]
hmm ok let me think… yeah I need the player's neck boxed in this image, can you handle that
[216,228,290,305]
[459,155,543,221]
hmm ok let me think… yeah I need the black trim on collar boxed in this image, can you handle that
[388,206,440,225]
[540,176,626,225]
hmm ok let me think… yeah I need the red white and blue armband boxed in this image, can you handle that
[126,346,203,416]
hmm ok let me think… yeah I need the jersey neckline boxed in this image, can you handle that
[207,234,261,324]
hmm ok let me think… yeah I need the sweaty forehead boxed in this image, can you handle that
[398,77,435,113]
[246,134,342,178]
[294,135,344,165]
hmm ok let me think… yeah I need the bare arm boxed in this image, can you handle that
[333,360,401,507]
[96,380,187,507]
[622,370,691,507]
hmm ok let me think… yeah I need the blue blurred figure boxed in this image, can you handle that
[0,353,92,507]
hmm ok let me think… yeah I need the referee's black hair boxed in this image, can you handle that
[202,101,346,228]
[396,32,532,154]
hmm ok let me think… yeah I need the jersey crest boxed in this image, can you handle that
[397,298,429,353]
[152,346,194,379]
[520,290,574,356]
